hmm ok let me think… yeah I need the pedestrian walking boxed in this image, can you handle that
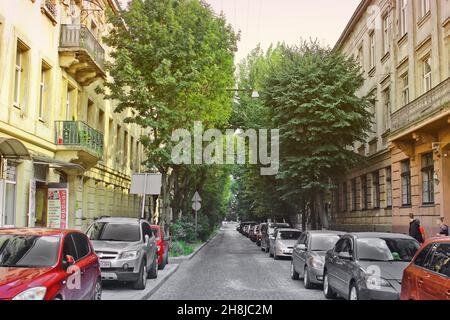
[409,213,424,243]
[436,217,449,236]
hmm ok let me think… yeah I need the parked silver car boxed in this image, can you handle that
[269,228,302,259]
[261,222,290,253]
[291,230,344,288]
[323,232,420,300]
[86,217,159,290]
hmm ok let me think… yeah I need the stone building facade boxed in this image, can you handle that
[331,0,450,237]
[0,0,147,230]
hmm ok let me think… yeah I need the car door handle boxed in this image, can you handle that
[418,278,424,287]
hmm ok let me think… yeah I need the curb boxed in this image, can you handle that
[170,231,220,263]
[141,263,180,300]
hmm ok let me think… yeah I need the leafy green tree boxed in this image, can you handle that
[264,41,372,229]
[101,0,237,224]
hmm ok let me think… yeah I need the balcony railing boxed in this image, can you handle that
[55,121,104,158]
[391,77,450,133]
[59,24,105,69]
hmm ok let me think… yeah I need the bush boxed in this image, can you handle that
[170,216,196,242]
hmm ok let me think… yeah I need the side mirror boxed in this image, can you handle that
[297,244,306,251]
[63,255,75,270]
[338,252,352,260]
[145,234,150,244]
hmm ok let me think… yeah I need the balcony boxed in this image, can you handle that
[55,121,104,169]
[391,77,450,136]
[59,24,106,85]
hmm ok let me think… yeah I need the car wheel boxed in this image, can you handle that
[304,267,313,289]
[291,261,299,280]
[323,272,337,299]
[92,279,102,300]
[349,283,359,301]
[269,248,274,257]
[148,256,158,279]
[132,261,147,290]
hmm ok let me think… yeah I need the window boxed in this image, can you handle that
[421,153,434,204]
[414,244,433,267]
[369,32,375,69]
[372,171,380,209]
[3,162,17,227]
[386,166,392,208]
[351,179,357,211]
[123,131,129,166]
[361,175,368,210]
[423,56,432,93]
[358,44,364,69]
[98,109,105,133]
[382,88,391,132]
[382,14,390,55]
[38,61,51,121]
[87,99,95,127]
[65,84,76,120]
[71,233,91,260]
[401,159,411,206]
[420,0,430,18]
[63,235,78,260]
[427,244,450,277]
[342,182,348,212]
[400,0,408,37]
[401,73,409,106]
[13,41,29,109]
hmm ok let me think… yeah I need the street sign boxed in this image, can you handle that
[192,191,202,202]
[130,173,162,219]
[192,201,201,211]
[130,173,162,195]
[192,191,201,239]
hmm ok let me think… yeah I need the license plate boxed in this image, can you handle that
[100,260,111,268]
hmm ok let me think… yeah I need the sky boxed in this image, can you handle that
[204,0,362,63]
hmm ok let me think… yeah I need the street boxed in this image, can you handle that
[149,223,324,300]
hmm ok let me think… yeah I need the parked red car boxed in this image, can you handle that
[150,225,170,270]
[401,237,450,300]
[0,228,101,300]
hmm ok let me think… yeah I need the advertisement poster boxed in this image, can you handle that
[47,183,68,229]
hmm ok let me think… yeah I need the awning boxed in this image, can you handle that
[0,137,31,160]
[32,155,85,175]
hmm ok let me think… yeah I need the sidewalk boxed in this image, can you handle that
[102,263,180,300]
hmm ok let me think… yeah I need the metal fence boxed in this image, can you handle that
[391,77,450,132]
[59,24,105,69]
[55,121,104,157]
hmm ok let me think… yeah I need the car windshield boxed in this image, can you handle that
[278,231,301,240]
[310,234,341,251]
[357,238,420,262]
[0,235,60,268]
[87,222,140,242]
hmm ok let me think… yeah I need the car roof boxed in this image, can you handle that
[422,236,450,245]
[96,217,142,224]
[307,230,345,235]
[349,232,414,239]
[0,228,78,236]
[276,228,301,232]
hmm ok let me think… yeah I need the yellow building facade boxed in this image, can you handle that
[331,0,450,236]
[0,0,146,230]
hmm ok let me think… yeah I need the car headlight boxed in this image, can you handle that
[119,250,140,260]
[308,257,324,269]
[13,287,47,300]
[364,274,391,289]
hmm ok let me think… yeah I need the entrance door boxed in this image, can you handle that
[0,179,4,228]
[35,182,48,227]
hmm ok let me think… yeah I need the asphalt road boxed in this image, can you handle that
[150,223,325,300]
